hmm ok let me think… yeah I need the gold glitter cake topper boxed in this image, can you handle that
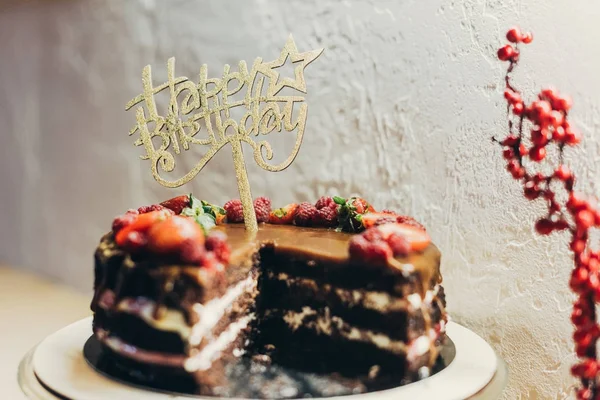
[125,36,323,232]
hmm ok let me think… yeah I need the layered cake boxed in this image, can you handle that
[91,194,447,396]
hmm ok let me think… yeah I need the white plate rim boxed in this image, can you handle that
[30,317,499,400]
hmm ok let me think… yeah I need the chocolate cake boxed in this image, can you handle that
[91,195,447,397]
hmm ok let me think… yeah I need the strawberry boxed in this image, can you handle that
[378,223,431,252]
[160,195,191,215]
[147,215,205,255]
[361,212,398,229]
[268,203,298,225]
[349,197,375,214]
[115,209,173,249]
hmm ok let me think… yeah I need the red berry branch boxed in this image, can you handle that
[496,27,599,400]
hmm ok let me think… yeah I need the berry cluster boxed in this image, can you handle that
[111,201,230,270]
[497,27,598,399]
[348,222,430,265]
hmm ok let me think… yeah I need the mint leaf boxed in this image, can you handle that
[189,193,203,210]
[195,213,216,234]
[181,207,198,218]
[333,196,346,205]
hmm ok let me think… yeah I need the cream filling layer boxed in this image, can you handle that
[97,274,255,344]
[272,272,438,312]
[97,314,253,372]
[281,307,434,359]
[184,314,253,372]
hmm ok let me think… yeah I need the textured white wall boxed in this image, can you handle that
[2,0,600,397]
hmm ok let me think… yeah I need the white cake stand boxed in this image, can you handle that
[18,317,507,400]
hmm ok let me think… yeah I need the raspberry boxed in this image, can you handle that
[316,206,338,227]
[315,196,336,210]
[224,199,244,223]
[254,197,272,223]
[294,202,318,226]
[362,227,384,242]
[180,238,205,265]
[121,230,147,252]
[198,251,224,272]
[138,204,171,214]
[348,235,391,265]
[112,213,137,233]
[205,231,231,264]
[396,215,426,231]
[387,233,410,256]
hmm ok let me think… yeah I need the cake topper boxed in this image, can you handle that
[125,35,323,232]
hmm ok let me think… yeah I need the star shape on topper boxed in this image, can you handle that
[257,35,323,97]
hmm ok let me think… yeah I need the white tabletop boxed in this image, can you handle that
[0,267,90,400]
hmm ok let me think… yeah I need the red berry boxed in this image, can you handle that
[572,307,588,326]
[138,204,171,214]
[518,143,528,156]
[315,196,337,210]
[115,209,173,249]
[363,227,385,242]
[552,126,566,141]
[571,239,587,254]
[204,231,231,264]
[506,27,522,43]
[549,111,564,128]
[316,206,338,227]
[529,146,546,162]
[502,147,515,160]
[512,102,524,115]
[502,135,519,146]
[575,388,592,400]
[396,215,427,231]
[224,199,244,223]
[524,182,541,200]
[565,128,582,146]
[570,267,589,293]
[531,100,552,122]
[531,128,549,146]
[269,203,299,225]
[180,238,206,265]
[571,359,599,379]
[254,197,272,223]
[554,165,572,181]
[554,219,569,230]
[387,233,410,256]
[294,202,318,227]
[568,193,588,212]
[120,230,147,252]
[576,210,596,230]
[497,45,515,61]
[553,95,573,112]
[160,195,190,214]
[504,89,521,103]
[348,235,392,265]
[147,215,205,255]
[349,197,375,214]
[112,213,138,233]
[535,219,554,235]
[540,87,557,102]
[521,32,533,44]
